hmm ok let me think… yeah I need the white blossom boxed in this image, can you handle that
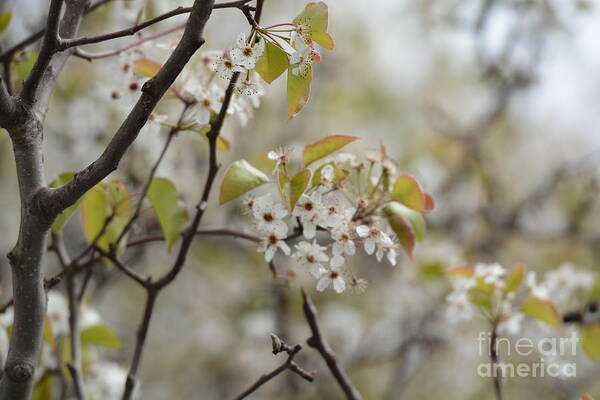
[290,34,320,77]
[257,231,291,262]
[356,224,393,255]
[252,194,288,236]
[188,86,221,126]
[212,51,244,80]
[475,263,507,289]
[317,266,347,293]
[292,240,329,278]
[293,192,324,239]
[231,33,265,70]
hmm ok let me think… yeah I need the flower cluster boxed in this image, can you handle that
[225,137,434,294]
[445,262,597,336]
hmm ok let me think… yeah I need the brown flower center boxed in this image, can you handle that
[307,255,316,263]
[263,213,274,222]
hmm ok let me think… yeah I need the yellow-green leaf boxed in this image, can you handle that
[43,316,55,350]
[287,66,312,119]
[388,214,415,260]
[382,202,426,242]
[133,58,161,77]
[276,168,289,205]
[293,2,329,33]
[32,373,54,400]
[220,160,270,204]
[521,296,561,329]
[81,181,132,254]
[50,173,81,233]
[469,287,493,309]
[13,52,38,80]
[81,324,121,349]
[311,162,348,186]
[391,174,434,213]
[303,135,359,166]
[256,41,290,84]
[290,168,312,209]
[147,178,188,252]
[309,31,334,50]
[581,324,600,361]
[0,13,11,36]
[505,265,525,293]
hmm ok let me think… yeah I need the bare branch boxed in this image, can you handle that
[93,247,149,287]
[301,289,363,400]
[114,104,190,247]
[60,1,252,50]
[126,226,261,248]
[20,0,64,104]
[233,337,314,400]
[0,76,15,126]
[45,0,216,217]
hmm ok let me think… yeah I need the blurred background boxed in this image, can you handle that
[2,0,600,398]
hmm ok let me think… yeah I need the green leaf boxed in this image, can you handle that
[256,41,289,84]
[309,31,334,50]
[32,373,54,400]
[303,135,359,166]
[81,180,132,254]
[13,52,38,80]
[0,13,11,36]
[276,168,289,205]
[81,324,121,349]
[219,160,270,204]
[49,173,81,233]
[289,168,312,209]
[383,202,426,242]
[43,316,55,350]
[469,287,493,309]
[388,214,415,260]
[391,174,434,213]
[504,265,525,293]
[521,296,561,329]
[581,324,600,361]
[293,2,329,33]
[196,125,232,152]
[287,65,312,119]
[0,128,6,139]
[133,58,161,77]
[147,178,188,252]
[311,162,348,185]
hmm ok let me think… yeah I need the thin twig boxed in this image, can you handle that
[232,337,314,400]
[126,226,261,247]
[115,103,190,247]
[60,1,252,50]
[301,289,363,400]
[50,234,86,400]
[0,0,115,64]
[490,323,503,400]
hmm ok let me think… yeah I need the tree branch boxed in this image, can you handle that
[60,0,252,50]
[232,336,314,400]
[45,0,216,217]
[126,226,261,247]
[0,0,117,64]
[301,289,363,400]
[0,76,15,126]
[20,0,64,104]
